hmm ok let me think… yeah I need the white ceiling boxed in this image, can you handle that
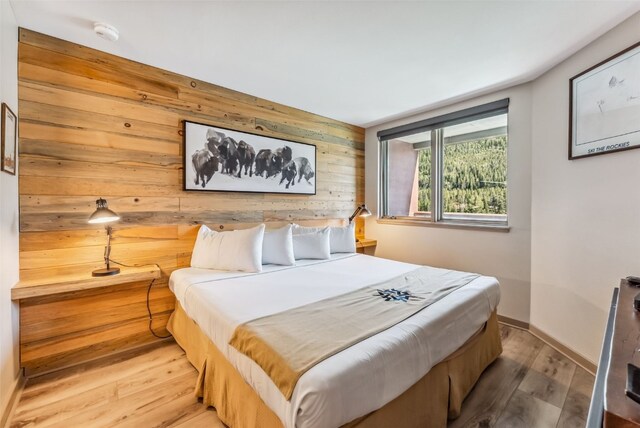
[10,0,640,127]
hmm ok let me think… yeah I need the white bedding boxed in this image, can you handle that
[170,254,500,428]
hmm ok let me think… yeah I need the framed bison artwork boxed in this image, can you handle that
[184,120,316,195]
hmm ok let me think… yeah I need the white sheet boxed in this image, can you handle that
[170,254,500,428]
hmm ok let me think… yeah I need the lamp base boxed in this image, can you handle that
[92,267,120,277]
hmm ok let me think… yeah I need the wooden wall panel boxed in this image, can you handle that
[17,29,365,373]
[19,279,173,372]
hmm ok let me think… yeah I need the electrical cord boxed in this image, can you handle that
[108,259,172,339]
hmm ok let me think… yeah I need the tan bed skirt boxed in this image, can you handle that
[167,301,502,428]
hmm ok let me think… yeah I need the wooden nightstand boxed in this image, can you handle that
[356,238,377,255]
[12,265,160,300]
[12,265,165,375]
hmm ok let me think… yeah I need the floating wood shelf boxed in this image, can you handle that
[12,265,161,300]
[356,238,377,255]
[356,238,377,249]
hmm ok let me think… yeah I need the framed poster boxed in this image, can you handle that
[569,41,640,160]
[184,120,316,195]
[1,103,17,175]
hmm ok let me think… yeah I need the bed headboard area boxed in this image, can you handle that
[18,28,365,280]
[16,29,364,372]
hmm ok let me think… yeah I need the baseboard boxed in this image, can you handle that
[529,324,597,375]
[496,315,596,375]
[1,371,25,428]
[497,314,530,330]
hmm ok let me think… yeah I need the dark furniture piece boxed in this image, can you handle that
[588,280,640,427]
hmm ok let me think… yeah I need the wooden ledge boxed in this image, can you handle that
[377,218,510,233]
[356,238,377,248]
[12,265,161,301]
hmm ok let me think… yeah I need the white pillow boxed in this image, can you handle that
[262,225,295,266]
[292,224,321,235]
[292,227,331,260]
[190,224,265,272]
[293,224,356,253]
[329,224,356,253]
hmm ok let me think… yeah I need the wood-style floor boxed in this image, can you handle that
[8,324,593,428]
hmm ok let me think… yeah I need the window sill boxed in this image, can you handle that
[376,217,510,233]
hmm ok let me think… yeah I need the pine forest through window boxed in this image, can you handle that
[417,136,507,215]
[381,104,508,225]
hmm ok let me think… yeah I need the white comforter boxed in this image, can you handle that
[169,254,500,428]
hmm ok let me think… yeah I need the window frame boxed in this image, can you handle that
[378,99,509,229]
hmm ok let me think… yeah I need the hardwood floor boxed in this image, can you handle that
[8,324,593,428]
[450,325,594,428]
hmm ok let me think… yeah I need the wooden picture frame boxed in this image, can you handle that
[183,120,317,195]
[1,103,17,175]
[569,41,640,160]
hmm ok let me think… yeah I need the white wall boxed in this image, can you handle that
[366,11,640,365]
[365,84,533,324]
[530,12,640,363]
[0,0,21,419]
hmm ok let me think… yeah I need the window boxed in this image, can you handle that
[379,99,508,227]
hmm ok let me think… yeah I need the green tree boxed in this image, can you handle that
[416,136,507,215]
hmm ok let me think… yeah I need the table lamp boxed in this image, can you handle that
[88,198,120,277]
[349,204,371,223]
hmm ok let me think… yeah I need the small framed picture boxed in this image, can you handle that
[569,41,640,160]
[1,103,17,175]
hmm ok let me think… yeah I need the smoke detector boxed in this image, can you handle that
[94,22,119,42]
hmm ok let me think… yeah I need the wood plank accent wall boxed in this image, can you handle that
[17,29,365,373]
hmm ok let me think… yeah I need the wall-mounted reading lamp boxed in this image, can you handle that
[349,204,371,224]
[88,198,120,277]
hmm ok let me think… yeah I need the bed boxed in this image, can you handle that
[167,253,502,428]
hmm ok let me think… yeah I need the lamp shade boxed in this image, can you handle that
[358,205,372,218]
[88,198,120,224]
[349,204,371,223]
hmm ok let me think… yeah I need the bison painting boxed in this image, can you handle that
[237,140,255,177]
[185,121,316,194]
[293,157,315,184]
[255,149,284,179]
[279,160,297,189]
[206,128,225,145]
[191,148,219,188]
[276,146,292,164]
[218,137,240,176]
